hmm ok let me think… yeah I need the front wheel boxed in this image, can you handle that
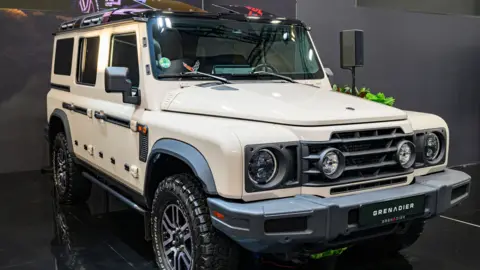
[151,174,239,270]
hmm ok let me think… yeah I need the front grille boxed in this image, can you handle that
[330,177,408,195]
[302,127,414,187]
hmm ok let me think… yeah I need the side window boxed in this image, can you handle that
[110,33,140,87]
[54,38,74,75]
[77,37,100,85]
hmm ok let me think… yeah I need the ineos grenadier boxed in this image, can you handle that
[45,2,471,269]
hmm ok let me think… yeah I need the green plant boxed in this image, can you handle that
[332,84,395,106]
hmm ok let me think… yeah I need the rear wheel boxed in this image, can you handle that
[151,174,239,270]
[52,132,91,204]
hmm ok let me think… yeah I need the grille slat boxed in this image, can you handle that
[303,146,397,160]
[329,133,407,144]
[302,127,414,188]
[345,160,397,171]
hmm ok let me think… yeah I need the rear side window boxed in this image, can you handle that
[53,38,74,75]
[110,33,140,87]
[77,37,100,85]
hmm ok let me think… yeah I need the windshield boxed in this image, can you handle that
[149,17,324,80]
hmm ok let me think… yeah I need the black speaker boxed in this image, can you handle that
[340,30,364,69]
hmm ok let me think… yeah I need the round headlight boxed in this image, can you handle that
[396,140,416,168]
[317,148,345,179]
[248,149,278,184]
[424,133,441,162]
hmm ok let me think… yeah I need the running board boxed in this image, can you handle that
[82,171,147,214]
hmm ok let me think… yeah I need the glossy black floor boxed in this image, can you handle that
[0,166,479,270]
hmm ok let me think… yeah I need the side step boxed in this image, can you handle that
[82,171,147,214]
[82,171,152,241]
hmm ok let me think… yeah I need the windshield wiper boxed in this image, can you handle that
[253,71,296,83]
[158,71,231,84]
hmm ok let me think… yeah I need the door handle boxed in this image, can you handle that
[94,111,107,120]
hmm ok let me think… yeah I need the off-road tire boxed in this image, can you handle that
[351,220,425,256]
[52,132,91,204]
[151,174,240,270]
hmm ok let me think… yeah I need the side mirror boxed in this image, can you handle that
[105,67,140,105]
[340,29,364,69]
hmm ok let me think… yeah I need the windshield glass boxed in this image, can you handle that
[150,17,324,80]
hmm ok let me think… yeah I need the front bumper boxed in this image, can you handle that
[207,169,471,253]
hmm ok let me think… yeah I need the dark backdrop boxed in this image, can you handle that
[3,0,476,173]
[0,10,68,174]
[0,1,296,174]
[298,0,480,166]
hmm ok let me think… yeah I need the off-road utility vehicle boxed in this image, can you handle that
[45,1,471,269]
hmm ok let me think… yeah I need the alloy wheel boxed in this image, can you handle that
[160,204,193,270]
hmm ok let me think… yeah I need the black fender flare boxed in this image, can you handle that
[145,139,218,196]
[49,109,74,153]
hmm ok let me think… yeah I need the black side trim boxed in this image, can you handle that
[51,83,70,92]
[106,114,130,128]
[62,102,88,116]
[95,111,130,128]
[82,171,146,214]
[75,157,148,208]
[62,102,74,110]
[74,106,88,115]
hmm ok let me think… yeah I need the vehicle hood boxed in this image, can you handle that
[161,83,407,126]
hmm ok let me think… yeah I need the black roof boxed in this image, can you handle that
[57,2,305,33]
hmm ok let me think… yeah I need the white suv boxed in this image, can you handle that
[45,4,471,270]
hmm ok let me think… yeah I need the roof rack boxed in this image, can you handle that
[56,2,303,34]
[212,4,278,18]
[57,6,151,33]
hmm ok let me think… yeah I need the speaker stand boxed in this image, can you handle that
[351,67,356,94]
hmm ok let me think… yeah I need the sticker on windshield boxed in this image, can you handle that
[183,60,200,72]
[159,57,171,69]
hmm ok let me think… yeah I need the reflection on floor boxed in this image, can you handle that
[0,165,478,269]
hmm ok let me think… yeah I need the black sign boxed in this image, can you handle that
[359,196,425,226]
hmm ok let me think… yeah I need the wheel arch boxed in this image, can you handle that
[49,109,73,153]
[144,139,218,206]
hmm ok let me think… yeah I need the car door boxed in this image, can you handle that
[91,24,146,194]
[68,33,102,165]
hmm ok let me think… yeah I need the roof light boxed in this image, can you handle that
[271,20,281,24]
[165,17,172,28]
[247,16,261,20]
[157,17,164,28]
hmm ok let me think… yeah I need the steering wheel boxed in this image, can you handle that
[252,63,279,74]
